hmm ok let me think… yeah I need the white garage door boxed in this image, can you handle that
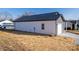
[57,23,62,35]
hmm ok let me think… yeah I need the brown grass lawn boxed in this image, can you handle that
[0,30,77,51]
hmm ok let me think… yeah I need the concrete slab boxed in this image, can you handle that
[60,32,79,45]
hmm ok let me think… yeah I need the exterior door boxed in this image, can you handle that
[72,24,75,30]
[57,23,62,35]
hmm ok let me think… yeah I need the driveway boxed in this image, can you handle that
[60,32,79,45]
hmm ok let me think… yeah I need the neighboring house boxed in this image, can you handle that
[0,20,14,29]
[13,12,65,35]
[64,20,78,30]
[76,20,79,30]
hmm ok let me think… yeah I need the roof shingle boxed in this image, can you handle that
[14,12,63,22]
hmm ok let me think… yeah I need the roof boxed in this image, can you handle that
[64,20,79,23]
[14,12,64,22]
[64,20,77,22]
[64,20,79,24]
[0,20,13,26]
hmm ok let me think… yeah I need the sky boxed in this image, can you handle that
[0,8,79,20]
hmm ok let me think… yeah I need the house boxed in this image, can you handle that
[13,12,65,35]
[0,20,14,29]
[64,20,78,30]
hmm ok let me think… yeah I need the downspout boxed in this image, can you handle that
[55,20,57,36]
[33,27,35,32]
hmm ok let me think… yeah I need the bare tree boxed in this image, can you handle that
[20,11,34,17]
[23,12,32,16]
[15,11,33,20]
[0,12,13,21]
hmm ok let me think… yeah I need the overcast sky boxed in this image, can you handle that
[0,8,79,20]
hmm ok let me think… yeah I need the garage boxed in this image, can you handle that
[14,12,64,35]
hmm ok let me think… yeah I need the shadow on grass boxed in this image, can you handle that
[0,29,52,37]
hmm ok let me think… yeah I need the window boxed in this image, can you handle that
[41,24,45,30]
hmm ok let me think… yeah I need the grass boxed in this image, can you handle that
[0,30,77,51]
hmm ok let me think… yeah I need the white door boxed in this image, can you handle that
[57,23,62,35]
